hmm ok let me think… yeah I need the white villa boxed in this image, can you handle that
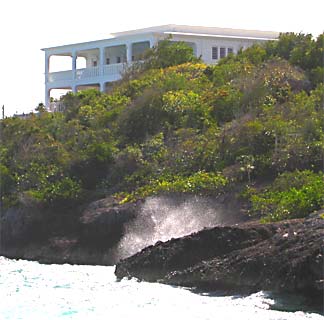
[42,25,279,109]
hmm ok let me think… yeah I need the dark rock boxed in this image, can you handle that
[0,197,143,265]
[115,211,324,302]
[0,206,45,246]
[288,77,312,93]
[79,197,142,248]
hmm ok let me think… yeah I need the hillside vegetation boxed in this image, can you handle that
[1,33,323,222]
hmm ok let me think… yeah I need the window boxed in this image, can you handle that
[132,41,150,61]
[106,58,110,65]
[116,56,121,63]
[227,48,234,55]
[212,47,218,60]
[220,47,226,59]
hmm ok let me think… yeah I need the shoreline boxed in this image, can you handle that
[115,211,324,308]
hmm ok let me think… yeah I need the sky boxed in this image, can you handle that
[0,0,323,116]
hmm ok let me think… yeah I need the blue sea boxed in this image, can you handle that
[0,256,322,320]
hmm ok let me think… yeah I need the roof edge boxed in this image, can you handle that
[42,24,280,51]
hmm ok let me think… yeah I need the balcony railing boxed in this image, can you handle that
[103,63,126,76]
[47,63,128,83]
[75,66,100,80]
[48,101,65,112]
[48,70,73,82]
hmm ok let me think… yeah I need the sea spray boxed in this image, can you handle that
[112,195,242,261]
[1,257,321,320]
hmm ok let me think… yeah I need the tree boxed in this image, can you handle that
[122,39,200,79]
[143,38,200,69]
[35,103,46,113]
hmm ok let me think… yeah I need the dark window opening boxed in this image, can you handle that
[220,47,226,59]
[212,47,218,60]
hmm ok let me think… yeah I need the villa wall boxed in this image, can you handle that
[167,34,256,64]
[43,25,278,107]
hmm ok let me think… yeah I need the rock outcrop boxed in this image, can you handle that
[115,211,324,303]
[0,193,246,265]
[79,196,141,248]
[0,197,142,265]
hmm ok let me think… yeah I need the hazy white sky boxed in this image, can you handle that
[1,0,323,116]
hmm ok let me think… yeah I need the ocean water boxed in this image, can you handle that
[0,257,322,320]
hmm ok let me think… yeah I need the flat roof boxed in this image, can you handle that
[112,24,279,39]
[165,31,275,41]
[42,24,279,51]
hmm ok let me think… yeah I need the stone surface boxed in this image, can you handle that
[0,206,45,245]
[79,196,141,248]
[115,211,324,303]
[0,193,246,265]
[0,197,142,265]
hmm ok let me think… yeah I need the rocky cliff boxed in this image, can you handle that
[115,211,324,305]
[0,197,141,265]
[0,193,246,264]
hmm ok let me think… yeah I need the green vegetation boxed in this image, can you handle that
[1,35,323,222]
[117,171,229,204]
[248,170,324,222]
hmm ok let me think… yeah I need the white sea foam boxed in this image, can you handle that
[113,195,240,260]
[0,257,322,320]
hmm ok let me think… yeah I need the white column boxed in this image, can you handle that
[72,85,77,93]
[100,47,105,75]
[149,39,155,48]
[100,82,105,92]
[44,54,51,107]
[126,43,132,63]
[45,88,50,109]
[45,54,50,81]
[72,51,77,79]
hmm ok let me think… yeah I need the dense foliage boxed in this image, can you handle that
[1,35,323,222]
[248,170,324,221]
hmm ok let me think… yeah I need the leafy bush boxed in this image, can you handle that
[0,164,14,197]
[24,177,82,207]
[117,171,228,203]
[265,32,324,87]
[162,90,210,129]
[249,170,324,221]
[139,39,200,70]
[117,88,166,144]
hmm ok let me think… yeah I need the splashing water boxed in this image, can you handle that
[0,257,322,320]
[114,195,242,260]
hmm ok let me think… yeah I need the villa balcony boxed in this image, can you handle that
[47,63,128,84]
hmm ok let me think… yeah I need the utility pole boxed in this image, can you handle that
[2,105,4,119]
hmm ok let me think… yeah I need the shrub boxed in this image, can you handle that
[140,39,200,70]
[249,170,324,221]
[23,177,82,207]
[117,171,228,203]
